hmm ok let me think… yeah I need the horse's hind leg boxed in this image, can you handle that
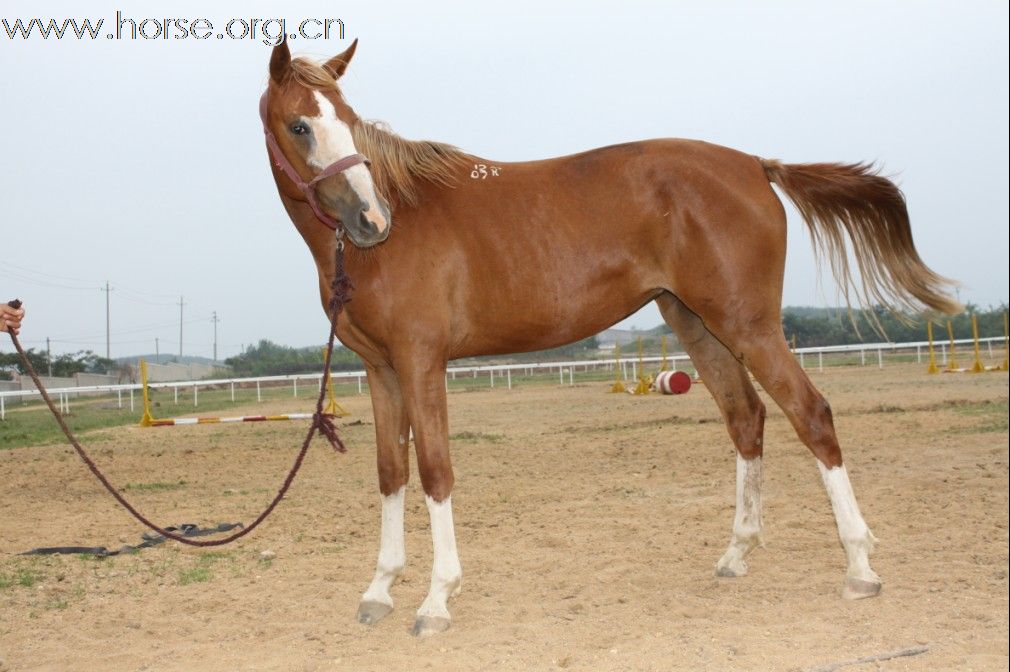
[357,363,411,626]
[703,313,881,599]
[656,293,766,578]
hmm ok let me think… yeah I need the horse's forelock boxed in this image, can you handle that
[289,57,341,91]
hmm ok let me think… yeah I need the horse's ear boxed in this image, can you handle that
[270,41,291,83]
[324,39,358,79]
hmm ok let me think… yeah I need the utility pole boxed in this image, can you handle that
[211,312,220,363]
[46,337,52,377]
[155,337,160,360]
[178,296,185,358]
[101,281,112,360]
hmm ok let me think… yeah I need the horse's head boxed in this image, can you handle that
[264,40,391,248]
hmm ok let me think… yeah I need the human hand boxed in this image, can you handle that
[1,300,24,335]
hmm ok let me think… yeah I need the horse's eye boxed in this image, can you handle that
[290,123,310,136]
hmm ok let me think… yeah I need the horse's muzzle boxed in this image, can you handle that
[344,204,391,248]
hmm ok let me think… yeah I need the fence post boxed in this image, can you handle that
[358,376,363,394]
[491,369,495,388]
[1,395,4,421]
[818,352,824,372]
[194,385,198,407]
[293,379,298,397]
[174,386,178,404]
[877,349,883,369]
[799,352,805,368]
[230,382,235,402]
[256,380,261,402]
[117,389,122,409]
[507,369,512,389]
[569,367,574,386]
[129,389,134,412]
[860,349,865,366]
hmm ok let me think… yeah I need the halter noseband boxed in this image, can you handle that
[260,90,370,231]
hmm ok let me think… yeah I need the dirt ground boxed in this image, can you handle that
[0,363,1006,671]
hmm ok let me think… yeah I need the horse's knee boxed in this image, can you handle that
[377,459,409,496]
[804,395,843,467]
[727,395,766,460]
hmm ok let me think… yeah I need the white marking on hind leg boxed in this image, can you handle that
[416,494,462,621]
[361,486,406,607]
[818,462,881,592]
[716,455,763,577]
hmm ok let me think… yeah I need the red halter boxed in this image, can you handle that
[260,91,370,231]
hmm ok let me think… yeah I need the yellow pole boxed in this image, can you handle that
[970,314,985,373]
[138,359,155,426]
[611,342,626,393]
[926,322,939,374]
[945,321,959,371]
[791,333,797,351]
[321,348,350,417]
[660,335,668,372]
[633,336,650,395]
[1003,313,1009,372]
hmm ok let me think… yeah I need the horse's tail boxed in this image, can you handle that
[761,159,961,315]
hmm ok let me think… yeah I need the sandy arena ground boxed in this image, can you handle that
[1,363,1007,671]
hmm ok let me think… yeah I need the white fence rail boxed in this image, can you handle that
[1,336,1004,420]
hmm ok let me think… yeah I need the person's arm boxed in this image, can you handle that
[0,302,24,335]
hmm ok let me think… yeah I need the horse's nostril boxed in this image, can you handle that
[359,210,374,231]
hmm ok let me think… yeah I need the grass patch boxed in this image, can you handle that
[564,415,700,434]
[121,480,187,492]
[450,431,505,443]
[0,567,44,590]
[75,553,108,562]
[178,566,212,585]
[948,398,1008,418]
[939,399,1008,433]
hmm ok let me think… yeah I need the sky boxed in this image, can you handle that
[2,1,1007,361]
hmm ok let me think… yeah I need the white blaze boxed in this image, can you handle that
[307,91,388,232]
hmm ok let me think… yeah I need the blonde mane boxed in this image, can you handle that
[289,57,469,208]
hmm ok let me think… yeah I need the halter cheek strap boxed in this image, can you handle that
[260,91,370,231]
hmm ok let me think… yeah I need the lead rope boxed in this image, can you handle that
[3,240,353,547]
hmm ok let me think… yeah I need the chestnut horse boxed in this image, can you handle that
[262,41,958,636]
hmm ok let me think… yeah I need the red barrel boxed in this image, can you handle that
[655,370,692,395]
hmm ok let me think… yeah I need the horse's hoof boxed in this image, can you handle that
[842,577,882,600]
[411,615,451,637]
[357,600,393,625]
[715,557,747,578]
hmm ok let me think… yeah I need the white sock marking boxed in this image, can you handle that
[818,462,879,583]
[361,486,405,606]
[716,455,763,575]
[417,494,462,620]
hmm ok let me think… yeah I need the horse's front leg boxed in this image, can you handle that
[357,364,411,626]
[400,360,461,637]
